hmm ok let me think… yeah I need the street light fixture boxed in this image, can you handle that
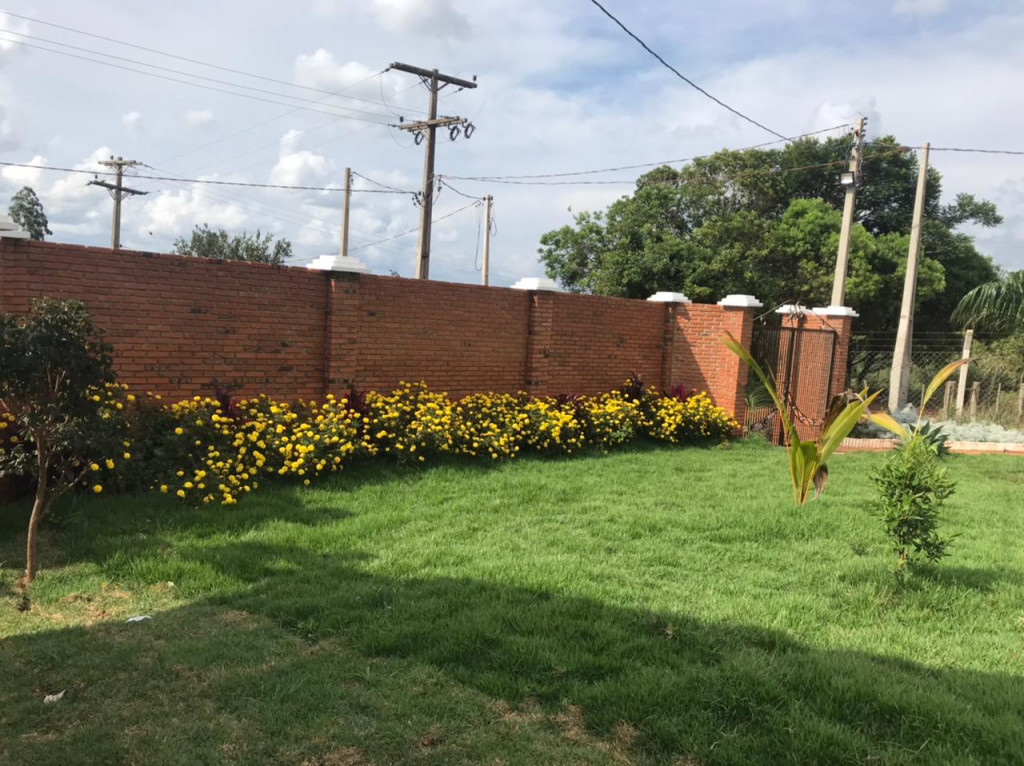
[840,171,856,188]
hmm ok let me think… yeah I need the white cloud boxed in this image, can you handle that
[122,111,143,129]
[136,185,249,239]
[1,153,45,186]
[186,109,215,127]
[293,50,376,92]
[370,0,470,37]
[0,12,31,61]
[270,150,334,187]
[893,0,950,15]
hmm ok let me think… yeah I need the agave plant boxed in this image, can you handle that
[867,360,969,444]
[723,332,881,506]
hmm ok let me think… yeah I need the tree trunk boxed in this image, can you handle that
[23,448,49,586]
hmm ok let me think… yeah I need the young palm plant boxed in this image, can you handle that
[723,332,880,506]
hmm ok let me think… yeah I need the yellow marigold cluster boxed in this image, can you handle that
[644,391,740,444]
[61,380,739,508]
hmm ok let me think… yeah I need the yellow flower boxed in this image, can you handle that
[105,459,115,470]
[123,452,131,460]
[159,485,168,493]
[174,427,184,436]
[92,484,103,493]
[90,463,100,471]
[176,489,186,498]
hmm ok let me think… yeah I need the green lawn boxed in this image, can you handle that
[1,441,1022,765]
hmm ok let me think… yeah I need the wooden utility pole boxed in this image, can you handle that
[889,143,930,412]
[389,62,478,280]
[830,117,867,307]
[339,167,352,258]
[955,329,973,419]
[481,194,493,286]
[89,156,147,249]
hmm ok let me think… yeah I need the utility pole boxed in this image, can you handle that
[888,143,930,412]
[389,62,477,280]
[89,156,147,249]
[830,117,867,307]
[955,329,973,419]
[481,194,493,286]
[339,166,352,258]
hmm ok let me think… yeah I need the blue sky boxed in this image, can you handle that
[1,0,1022,288]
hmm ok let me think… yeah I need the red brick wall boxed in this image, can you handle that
[672,303,755,421]
[543,292,666,395]
[0,241,764,413]
[328,273,531,398]
[0,241,326,401]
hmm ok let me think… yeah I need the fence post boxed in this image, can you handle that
[996,383,1002,420]
[970,382,980,421]
[955,329,973,419]
[942,380,955,420]
[1018,382,1024,424]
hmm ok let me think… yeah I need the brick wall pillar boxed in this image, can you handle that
[323,271,363,397]
[716,296,760,425]
[778,306,858,441]
[525,291,556,395]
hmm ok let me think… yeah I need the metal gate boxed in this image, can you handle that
[745,322,838,443]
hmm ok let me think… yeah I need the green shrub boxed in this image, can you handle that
[0,299,132,585]
[872,436,955,574]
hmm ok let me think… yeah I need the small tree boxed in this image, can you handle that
[8,186,52,241]
[0,299,127,586]
[872,436,955,574]
[868,360,967,575]
[173,224,292,265]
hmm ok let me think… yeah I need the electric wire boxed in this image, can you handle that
[349,200,481,252]
[442,123,851,181]
[0,35,395,125]
[0,10,426,114]
[587,0,787,140]
[0,161,414,193]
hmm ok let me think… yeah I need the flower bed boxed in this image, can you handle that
[3,381,739,507]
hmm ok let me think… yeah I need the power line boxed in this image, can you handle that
[929,147,1024,156]
[351,171,416,194]
[587,0,787,140]
[0,30,401,124]
[440,146,913,187]
[155,71,386,167]
[438,178,487,200]
[350,200,481,252]
[0,34,395,126]
[442,124,851,182]
[0,10,424,115]
[0,161,415,193]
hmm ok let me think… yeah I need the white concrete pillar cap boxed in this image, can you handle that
[511,277,562,291]
[647,291,692,304]
[306,254,372,274]
[812,306,859,318]
[717,294,763,308]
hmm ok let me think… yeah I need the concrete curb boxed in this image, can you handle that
[838,437,1024,456]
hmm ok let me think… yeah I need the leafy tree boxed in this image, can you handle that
[952,270,1024,333]
[539,135,999,332]
[173,224,292,265]
[0,299,130,587]
[8,186,51,241]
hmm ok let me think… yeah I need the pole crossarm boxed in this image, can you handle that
[388,62,478,90]
[87,179,148,197]
[396,116,468,132]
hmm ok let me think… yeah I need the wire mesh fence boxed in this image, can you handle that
[847,331,1024,429]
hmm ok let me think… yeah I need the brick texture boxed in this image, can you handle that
[0,241,785,414]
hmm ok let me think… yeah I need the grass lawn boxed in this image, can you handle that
[1,440,1022,765]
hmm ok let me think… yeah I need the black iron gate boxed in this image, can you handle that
[745,321,838,442]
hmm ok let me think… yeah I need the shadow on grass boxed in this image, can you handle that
[3,539,1023,765]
